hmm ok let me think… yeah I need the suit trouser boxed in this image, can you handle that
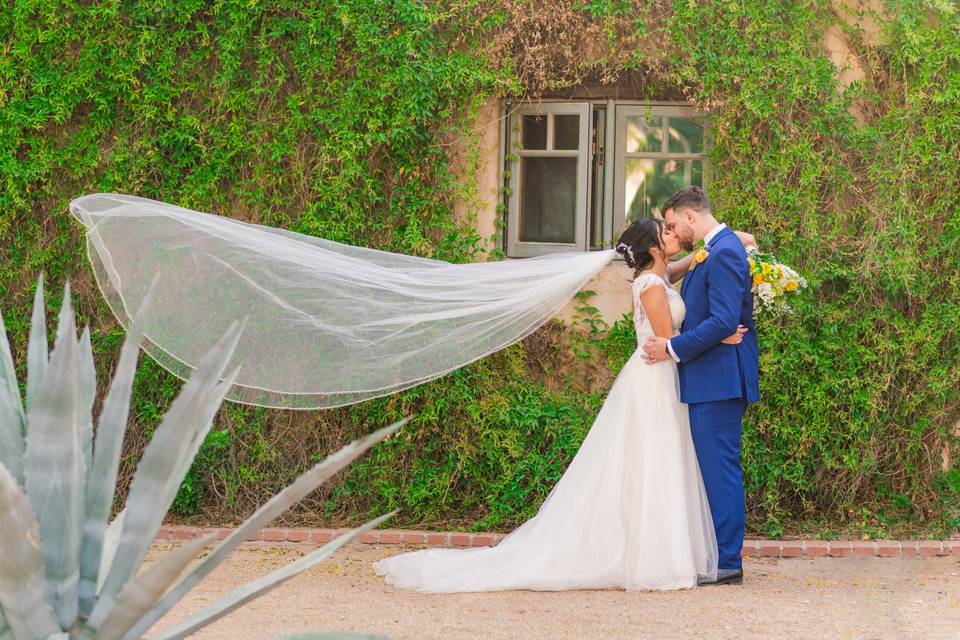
[688,399,747,571]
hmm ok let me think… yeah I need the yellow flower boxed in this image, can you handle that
[785,280,798,292]
[762,263,774,276]
[688,248,709,272]
[753,274,763,286]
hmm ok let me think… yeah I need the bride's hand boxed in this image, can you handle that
[735,230,758,250]
[722,325,749,345]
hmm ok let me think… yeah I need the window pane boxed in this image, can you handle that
[691,159,703,186]
[522,115,547,150]
[554,114,580,150]
[520,156,577,243]
[667,117,704,154]
[625,115,662,153]
[624,158,703,221]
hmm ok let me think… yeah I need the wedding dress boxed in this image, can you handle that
[374,273,718,592]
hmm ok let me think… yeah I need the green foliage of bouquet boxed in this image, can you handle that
[747,248,807,317]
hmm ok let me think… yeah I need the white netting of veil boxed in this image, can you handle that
[70,194,616,409]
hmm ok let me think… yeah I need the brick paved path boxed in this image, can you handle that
[158,524,960,558]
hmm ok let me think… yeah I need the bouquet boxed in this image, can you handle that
[747,247,807,317]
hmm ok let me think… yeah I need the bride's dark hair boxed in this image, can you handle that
[615,219,664,278]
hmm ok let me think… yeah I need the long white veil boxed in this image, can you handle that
[70,194,616,409]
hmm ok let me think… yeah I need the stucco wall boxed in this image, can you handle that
[554,262,635,325]
[451,98,502,257]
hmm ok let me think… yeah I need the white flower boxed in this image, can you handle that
[747,252,805,318]
[757,282,775,305]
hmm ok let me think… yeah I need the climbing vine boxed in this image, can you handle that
[0,0,957,538]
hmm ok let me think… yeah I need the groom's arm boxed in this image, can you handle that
[669,247,746,363]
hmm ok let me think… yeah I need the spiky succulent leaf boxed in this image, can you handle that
[78,328,96,480]
[79,282,155,617]
[0,307,25,484]
[26,276,47,413]
[1,272,406,640]
[86,321,243,631]
[94,534,216,640]
[23,284,86,631]
[96,510,126,596]
[0,305,23,417]
[0,384,25,486]
[125,418,407,640]
[0,465,61,639]
[0,308,23,640]
[164,372,241,519]
[148,512,396,640]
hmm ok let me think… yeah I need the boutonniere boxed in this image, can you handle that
[687,242,711,273]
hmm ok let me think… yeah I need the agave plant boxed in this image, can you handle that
[0,277,405,640]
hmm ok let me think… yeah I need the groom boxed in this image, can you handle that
[642,186,760,585]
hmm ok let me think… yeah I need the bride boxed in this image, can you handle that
[68,193,755,593]
[374,219,754,592]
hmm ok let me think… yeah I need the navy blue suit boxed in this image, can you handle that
[670,226,759,571]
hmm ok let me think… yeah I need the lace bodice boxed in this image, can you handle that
[631,273,685,344]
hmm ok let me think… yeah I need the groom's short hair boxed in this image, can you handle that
[663,186,711,216]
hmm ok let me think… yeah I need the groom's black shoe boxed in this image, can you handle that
[698,569,743,586]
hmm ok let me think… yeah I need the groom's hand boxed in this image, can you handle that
[643,336,671,364]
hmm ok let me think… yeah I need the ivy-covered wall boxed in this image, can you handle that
[1,0,957,538]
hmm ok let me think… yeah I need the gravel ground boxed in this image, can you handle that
[146,542,960,640]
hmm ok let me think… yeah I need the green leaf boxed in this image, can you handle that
[78,328,96,481]
[0,304,24,482]
[149,512,397,640]
[97,510,126,596]
[23,283,85,631]
[0,465,61,639]
[26,275,48,414]
[86,321,243,631]
[94,533,216,640]
[126,418,408,640]
[0,305,26,639]
[79,281,155,617]
[0,384,25,486]
[0,303,23,420]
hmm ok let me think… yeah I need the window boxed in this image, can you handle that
[506,103,591,257]
[613,106,707,223]
[504,101,708,257]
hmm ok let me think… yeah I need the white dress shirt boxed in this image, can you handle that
[665,223,727,363]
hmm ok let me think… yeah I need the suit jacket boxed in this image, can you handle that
[671,226,760,405]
